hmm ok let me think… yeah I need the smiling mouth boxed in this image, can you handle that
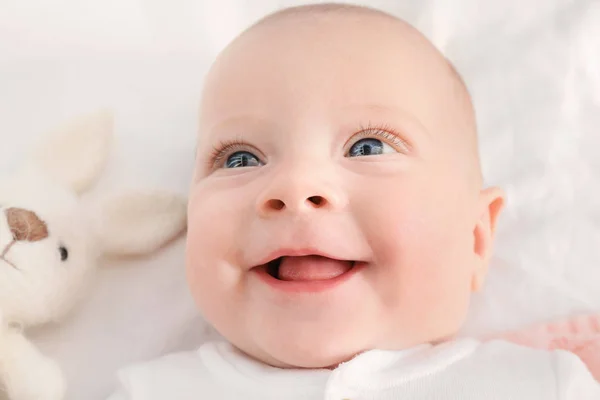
[263,255,356,282]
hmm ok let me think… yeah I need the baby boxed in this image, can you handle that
[108,3,600,399]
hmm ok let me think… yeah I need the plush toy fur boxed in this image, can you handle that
[0,111,187,400]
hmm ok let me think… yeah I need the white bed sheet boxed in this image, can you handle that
[0,0,599,398]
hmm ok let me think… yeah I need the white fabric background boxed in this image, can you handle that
[0,0,599,398]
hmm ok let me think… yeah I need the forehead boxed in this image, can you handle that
[199,14,457,139]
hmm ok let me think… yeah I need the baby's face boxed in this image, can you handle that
[187,13,503,368]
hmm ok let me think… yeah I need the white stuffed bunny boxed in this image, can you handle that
[0,111,187,400]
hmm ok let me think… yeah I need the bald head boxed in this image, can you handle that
[200,2,482,185]
[251,2,477,143]
[190,5,503,368]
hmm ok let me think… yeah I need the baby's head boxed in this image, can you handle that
[187,3,505,369]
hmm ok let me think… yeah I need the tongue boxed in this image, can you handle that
[278,255,353,282]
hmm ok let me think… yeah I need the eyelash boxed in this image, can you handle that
[346,122,411,153]
[206,123,411,169]
[206,138,257,170]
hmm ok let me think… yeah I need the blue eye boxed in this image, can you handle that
[347,138,397,157]
[225,151,263,168]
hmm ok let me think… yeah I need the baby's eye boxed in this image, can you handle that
[225,151,263,168]
[346,138,397,157]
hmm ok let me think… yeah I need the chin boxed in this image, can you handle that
[289,352,358,369]
[257,332,368,369]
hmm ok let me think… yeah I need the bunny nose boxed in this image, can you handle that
[5,208,49,242]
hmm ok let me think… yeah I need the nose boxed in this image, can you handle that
[256,171,346,217]
[5,208,49,242]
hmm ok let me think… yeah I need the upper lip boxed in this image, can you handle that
[254,248,354,268]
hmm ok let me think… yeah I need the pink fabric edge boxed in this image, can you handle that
[481,313,600,382]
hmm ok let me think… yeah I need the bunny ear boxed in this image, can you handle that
[23,110,113,195]
[93,191,187,257]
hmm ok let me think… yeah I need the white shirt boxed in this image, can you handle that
[107,338,600,399]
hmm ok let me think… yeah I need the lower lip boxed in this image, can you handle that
[251,262,364,294]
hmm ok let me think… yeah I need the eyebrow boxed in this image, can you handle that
[205,115,272,134]
[198,103,431,157]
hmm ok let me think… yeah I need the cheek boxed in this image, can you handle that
[186,182,248,262]
[358,178,467,253]
[185,182,261,325]
[353,175,474,306]
[185,186,241,301]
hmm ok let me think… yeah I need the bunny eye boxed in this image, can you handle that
[59,246,69,262]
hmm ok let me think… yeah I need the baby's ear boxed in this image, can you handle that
[22,110,113,195]
[471,186,506,291]
[93,191,187,257]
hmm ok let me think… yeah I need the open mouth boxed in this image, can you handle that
[262,255,356,282]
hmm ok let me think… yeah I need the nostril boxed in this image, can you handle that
[307,196,325,207]
[266,199,285,211]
